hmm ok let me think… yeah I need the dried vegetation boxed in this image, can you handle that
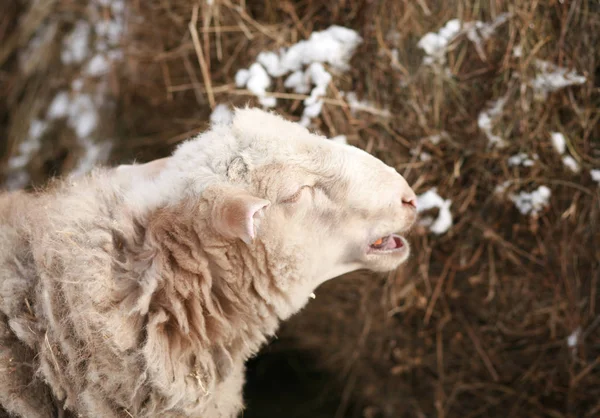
[1,0,599,417]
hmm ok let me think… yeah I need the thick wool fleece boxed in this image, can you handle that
[0,175,287,418]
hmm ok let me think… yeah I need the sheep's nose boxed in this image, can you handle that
[401,189,417,209]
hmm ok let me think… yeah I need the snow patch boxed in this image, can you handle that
[532,60,586,100]
[416,188,453,235]
[509,185,551,216]
[550,132,566,155]
[567,327,581,348]
[343,91,391,117]
[550,132,580,173]
[591,170,600,185]
[508,152,537,167]
[235,25,362,125]
[86,54,110,76]
[478,98,507,147]
[61,21,91,64]
[210,104,234,125]
[418,19,461,65]
[418,14,509,66]
[562,155,580,173]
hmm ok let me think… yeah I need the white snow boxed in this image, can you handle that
[509,185,551,215]
[418,14,509,66]
[300,63,332,126]
[550,132,566,155]
[532,60,586,100]
[416,188,453,235]
[562,155,580,173]
[47,92,70,119]
[284,70,311,94]
[591,170,600,185]
[494,180,511,195]
[343,91,391,117]
[70,137,111,178]
[508,152,537,167]
[243,63,275,108]
[7,119,47,170]
[61,21,91,64]
[68,95,99,139]
[550,132,580,173]
[86,54,110,76]
[512,45,523,58]
[567,327,581,348]
[464,13,510,60]
[418,19,461,65]
[235,25,362,124]
[410,148,432,162]
[210,104,234,125]
[478,97,507,147]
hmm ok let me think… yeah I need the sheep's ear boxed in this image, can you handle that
[212,189,270,245]
[115,157,171,180]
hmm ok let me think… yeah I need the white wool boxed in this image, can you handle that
[509,185,551,215]
[416,188,453,235]
[68,95,98,139]
[210,104,234,125]
[508,152,536,167]
[47,92,70,119]
[550,132,566,155]
[562,155,580,173]
[478,98,506,147]
[532,60,586,100]
[330,135,347,145]
[591,170,600,185]
[61,21,91,64]
[86,54,110,76]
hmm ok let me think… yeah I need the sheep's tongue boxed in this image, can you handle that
[383,235,403,250]
[372,235,404,251]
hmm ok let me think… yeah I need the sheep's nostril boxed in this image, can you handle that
[402,196,417,209]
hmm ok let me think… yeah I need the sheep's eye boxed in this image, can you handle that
[281,186,310,204]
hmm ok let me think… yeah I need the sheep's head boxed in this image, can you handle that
[119,108,416,294]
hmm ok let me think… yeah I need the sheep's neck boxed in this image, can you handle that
[143,202,285,363]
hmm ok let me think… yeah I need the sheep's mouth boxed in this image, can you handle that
[368,234,407,253]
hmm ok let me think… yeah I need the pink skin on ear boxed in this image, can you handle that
[212,190,270,245]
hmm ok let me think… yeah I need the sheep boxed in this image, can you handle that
[0,107,417,418]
